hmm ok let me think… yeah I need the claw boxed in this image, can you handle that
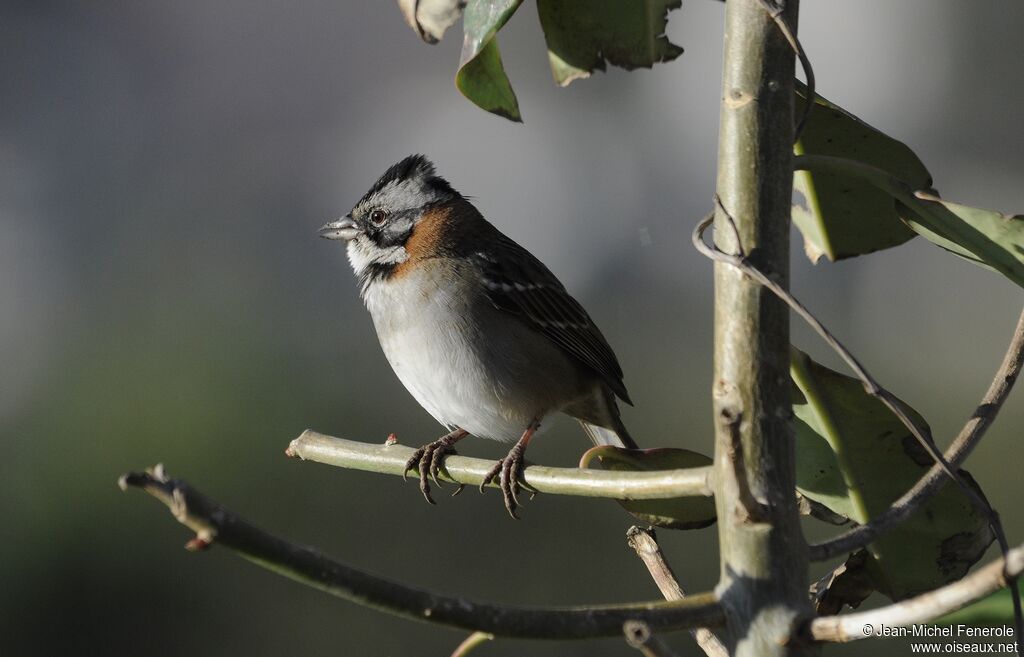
[403,429,467,506]
[499,443,527,518]
[512,446,525,502]
[402,447,425,483]
[480,460,501,494]
[501,460,520,519]
[450,484,466,497]
[479,420,539,518]
[429,444,450,488]
[418,454,436,504]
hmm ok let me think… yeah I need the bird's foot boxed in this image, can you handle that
[479,443,529,518]
[403,428,468,505]
[479,419,540,519]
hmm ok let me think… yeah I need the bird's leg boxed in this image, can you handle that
[480,419,540,519]
[402,428,468,505]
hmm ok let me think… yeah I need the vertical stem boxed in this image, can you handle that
[712,1,815,655]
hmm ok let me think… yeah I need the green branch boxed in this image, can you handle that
[287,431,714,500]
[118,466,725,639]
[709,0,813,654]
[809,540,1024,642]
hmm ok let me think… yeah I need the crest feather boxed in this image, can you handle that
[359,155,457,205]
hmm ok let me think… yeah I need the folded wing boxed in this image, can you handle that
[472,232,632,404]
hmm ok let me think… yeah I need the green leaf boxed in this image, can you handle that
[580,446,716,530]
[899,192,1024,289]
[455,0,523,122]
[796,154,1024,289]
[791,349,993,600]
[536,0,683,87]
[793,84,931,262]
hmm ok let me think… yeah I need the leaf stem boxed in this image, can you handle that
[790,350,874,524]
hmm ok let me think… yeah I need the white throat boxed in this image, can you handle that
[346,237,407,280]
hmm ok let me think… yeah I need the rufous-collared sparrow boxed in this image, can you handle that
[320,155,636,517]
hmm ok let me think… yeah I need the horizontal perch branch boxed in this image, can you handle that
[809,539,1024,642]
[119,466,725,639]
[287,431,714,500]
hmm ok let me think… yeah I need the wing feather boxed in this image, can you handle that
[473,232,631,404]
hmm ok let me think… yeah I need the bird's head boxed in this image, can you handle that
[320,154,462,287]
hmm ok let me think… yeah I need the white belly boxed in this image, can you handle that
[362,267,546,442]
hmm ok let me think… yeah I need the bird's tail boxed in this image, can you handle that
[579,418,639,450]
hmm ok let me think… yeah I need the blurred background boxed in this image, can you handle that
[2,1,1022,655]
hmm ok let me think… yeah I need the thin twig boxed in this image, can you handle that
[624,620,683,657]
[627,527,730,657]
[628,527,688,601]
[810,306,1024,559]
[450,631,493,657]
[755,0,816,141]
[118,466,725,639]
[808,540,1024,642]
[287,430,714,500]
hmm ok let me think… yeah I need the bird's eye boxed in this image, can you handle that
[369,209,387,225]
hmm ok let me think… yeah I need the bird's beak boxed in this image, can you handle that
[318,215,360,241]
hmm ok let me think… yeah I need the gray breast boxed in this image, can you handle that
[361,262,590,441]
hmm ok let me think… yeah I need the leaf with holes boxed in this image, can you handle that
[455,0,523,122]
[579,446,716,530]
[792,349,993,600]
[810,550,875,615]
[536,0,683,87]
[792,84,932,262]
